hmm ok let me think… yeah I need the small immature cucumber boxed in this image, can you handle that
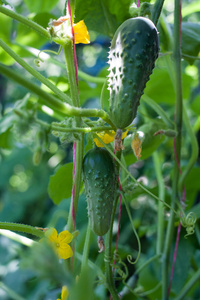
[82,147,117,236]
[108,17,159,129]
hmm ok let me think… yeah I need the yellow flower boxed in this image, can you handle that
[48,17,90,45]
[131,133,142,160]
[94,129,128,147]
[73,20,90,44]
[57,285,69,300]
[45,228,73,259]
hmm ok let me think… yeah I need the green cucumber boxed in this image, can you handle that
[108,17,159,129]
[82,147,117,236]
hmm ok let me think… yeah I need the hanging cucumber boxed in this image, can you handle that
[82,147,117,236]
[108,17,159,129]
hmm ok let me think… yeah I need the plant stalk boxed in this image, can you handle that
[153,152,165,254]
[0,222,44,238]
[63,41,83,232]
[105,196,120,300]
[178,104,199,191]
[162,0,183,298]
[81,224,92,273]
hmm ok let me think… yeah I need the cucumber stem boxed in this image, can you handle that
[153,152,165,255]
[63,41,84,233]
[0,222,44,238]
[105,197,120,300]
[81,224,92,273]
[105,151,122,300]
[162,0,183,298]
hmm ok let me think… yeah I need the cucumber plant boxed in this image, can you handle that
[0,1,199,300]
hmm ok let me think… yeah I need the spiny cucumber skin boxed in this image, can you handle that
[108,17,159,129]
[82,148,117,236]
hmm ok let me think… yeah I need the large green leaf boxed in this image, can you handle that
[75,0,118,37]
[181,22,200,64]
[0,14,16,64]
[171,238,194,294]
[23,0,59,13]
[184,168,200,208]
[0,112,17,134]
[191,94,200,116]
[15,13,53,49]
[145,61,193,104]
[106,0,132,23]
[48,163,73,205]
[0,129,13,149]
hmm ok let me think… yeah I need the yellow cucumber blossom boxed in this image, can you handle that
[47,16,90,45]
[94,129,128,147]
[73,20,90,44]
[45,228,73,259]
[57,285,69,300]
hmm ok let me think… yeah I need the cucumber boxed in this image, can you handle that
[82,147,117,236]
[108,17,159,129]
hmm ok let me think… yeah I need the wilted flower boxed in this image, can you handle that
[131,132,142,160]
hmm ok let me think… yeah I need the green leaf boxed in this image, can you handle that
[184,168,200,208]
[75,0,132,36]
[15,13,53,49]
[145,60,193,104]
[191,95,200,116]
[106,0,132,23]
[0,129,13,149]
[23,0,59,13]
[0,14,16,64]
[182,2,200,18]
[0,13,12,42]
[171,239,194,293]
[78,80,103,106]
[48,163,73,205]
[75,0,118,37]
[181,22,200,64]
[0,112,17,134]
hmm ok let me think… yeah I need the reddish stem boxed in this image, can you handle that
[67,0,79,232]
[72,142,76,230]
[67,0,79,87]
[169,11,185,287]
